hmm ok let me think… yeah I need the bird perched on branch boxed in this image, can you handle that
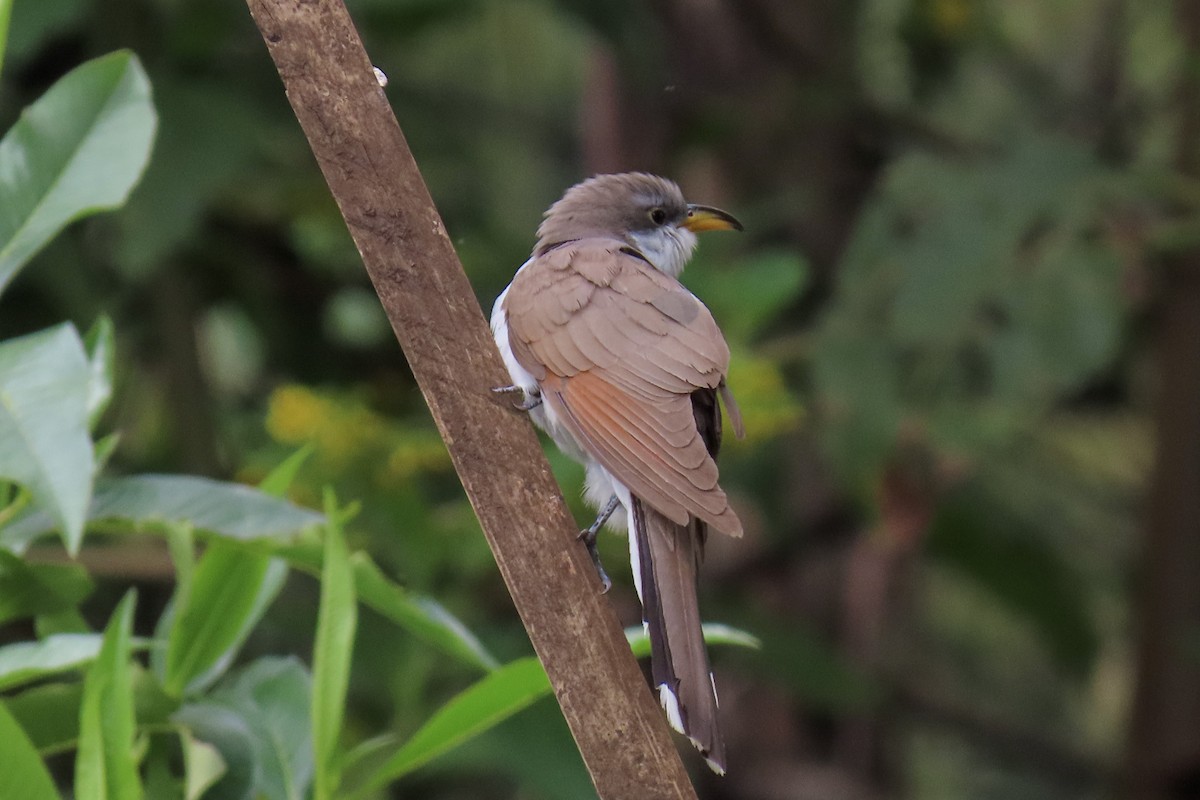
[491,172,744,773]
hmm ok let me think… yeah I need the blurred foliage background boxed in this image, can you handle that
[3,0,1198,797]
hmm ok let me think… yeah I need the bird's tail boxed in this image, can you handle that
[631,496,726,774]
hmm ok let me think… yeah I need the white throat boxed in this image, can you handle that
[627,226,698,278]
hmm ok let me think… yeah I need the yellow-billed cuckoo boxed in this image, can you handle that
[491,172,743,774]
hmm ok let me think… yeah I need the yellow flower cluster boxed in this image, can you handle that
[266,384,330,444]
[265,383,452,485]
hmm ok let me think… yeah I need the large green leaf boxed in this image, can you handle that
[0,699,59,800]
[199,657,314,800]
[1,474,324,553]
[7,666,172,759]
[312,494,357,800]
[6,682,84,755]
[75,591,141,800]
[350,657,550,796]
[0,550,93,625]
[163,542,286,697]
[0,50,156,294]
[0,323,94,554]
[0,633,103,691]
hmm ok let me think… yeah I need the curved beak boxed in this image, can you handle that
[682,204,743,233]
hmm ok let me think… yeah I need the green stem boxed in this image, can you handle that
[0,487,31,529]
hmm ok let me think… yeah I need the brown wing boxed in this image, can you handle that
[504,239,742,537]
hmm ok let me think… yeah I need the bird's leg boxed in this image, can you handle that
[579,495,620,593]
[491,384,542,411]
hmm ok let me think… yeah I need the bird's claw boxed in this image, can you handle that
[578,526,612,593]
[492,384,542,411]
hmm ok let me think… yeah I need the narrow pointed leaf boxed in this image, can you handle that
[248,540,497,672]
[625,622,762,659]
[258,445,313,498]
[354,657,550,795]
[75,591,140,800]
[350,553,498,671]
[0,50,155,294]
[83,316,115,428]
[164,542,285,696]
[0,0,11,82]
[0,324,93,553]
[0,699,59,800]
[312,492,356,800]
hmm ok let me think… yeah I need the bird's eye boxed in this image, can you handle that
[649,208,667,225]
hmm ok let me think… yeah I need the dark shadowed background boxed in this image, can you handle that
[2,0,1196,798]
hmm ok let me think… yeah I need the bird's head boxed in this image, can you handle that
[535,172,742,277]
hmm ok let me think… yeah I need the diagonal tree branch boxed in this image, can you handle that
[242,1,699,797]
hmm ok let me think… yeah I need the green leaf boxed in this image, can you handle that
[172,703,256,800]
[1,474,323,553]
[0,550,93,625]
[201,657,314,800]
[0,0,11,81]
[142,738,182,800]
[349,552,499,671]
[312,492,357,800]
[352,657,550,795]
[35,608,91,637]
[6,682,84,755]
[0,699,59,800]
[248,538,498,672]
[75,591,141,800]
[624,622,762,659]
[258,445,314,498]
[0,323,94,554]
[150,524,195,685]
[0,50,156,294]
[83,316,115,429]
[164,541,286,697]
[0,633,103,691]
[180,729,226,800]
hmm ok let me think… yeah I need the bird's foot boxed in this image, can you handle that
[578,526,612,593]
[578,495,620,593]
[492,384,542,411]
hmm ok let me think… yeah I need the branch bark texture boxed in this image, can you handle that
[243,1,699,797]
